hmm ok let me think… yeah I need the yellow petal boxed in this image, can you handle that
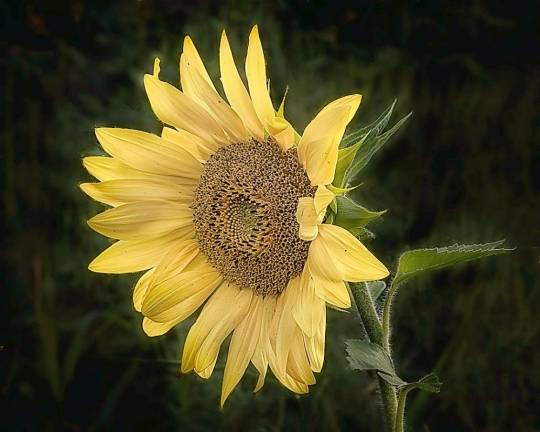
[82,156,173,182]
[295,197,324,241]
[80,178,193,207]
[297,95,362,185]
[95,128,201,179]
[267,116,295,150]
[286,328,316,386]
[141,262,222,323]
[143,70,227,145]
[315,224,389,282]
[180,36,217,95]
[219,31,264,138]
[181,283,251,374]
[313,185,334,215]
[251,295,276,392]
[221,295,264,406]
[89,228,190,274]
[87,200,192,240]
[148,239,200,284]
[133,269,154,312]
[272,277,300,377]
[310,271,351,308]
[161,127,217,162]
[245,25,275,128]
[180,54,248,141]
[142,316,180,337]
[293,266,325,337]
[194,289,253,377]
[133,240,199,313]
[303,306,326,372]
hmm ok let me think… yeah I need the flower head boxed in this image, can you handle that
[82,25,389,405]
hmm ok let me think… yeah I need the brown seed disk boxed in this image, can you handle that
[192,138,315,296]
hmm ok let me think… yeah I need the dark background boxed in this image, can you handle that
[2,1,539,430]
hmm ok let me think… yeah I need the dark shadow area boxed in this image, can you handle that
[2,1,539,430]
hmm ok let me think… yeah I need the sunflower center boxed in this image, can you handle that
[192,139,315,296]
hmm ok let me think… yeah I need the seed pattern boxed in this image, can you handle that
[192,139,315,296]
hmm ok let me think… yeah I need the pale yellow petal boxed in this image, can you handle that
[286,328,316,386]
[180,36,216,95]
[82,156,173,182]
[143,71,227,144]
[303,306,326,372]
[295,197,324,241]
[315,224,389,281]
[147,239,200,285]
[297,95,362,185]
[87,200,192,240]
[221,295,264,406]
[194,288,253,377]
[95,128,201,179]
[181,283,251,375]
[161,127,217,162]
[313,185,334,215]
[180,54,248,141]
[267,116,295,150]
[141,262,222,323]
[293,266,325,337]
[142,316,180,337]
[245,25,275,128]
[251,295,276,392]
[272,277,300,377]
[80,178,193,207]
[219,31,264,138]
[89,228,190,274]
[133,269,154,312]
[310,271,351,308]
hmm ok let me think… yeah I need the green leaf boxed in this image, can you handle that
[347,111,411,180]
[341,99,397,148]
[334,196,386,229]
[392,240,512,287]
[346,339,396,376]
[346,341,442,391]
[366,281,386,302]
[404,372,442,394]
[345,339,406,386]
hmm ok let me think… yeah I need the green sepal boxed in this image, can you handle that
[346,111,411,182]
[334,196,386,230]
[366,280,386,302]
[334,141,361,187]
[349,226,375,240]
[277,86,289,118]
[402,372,442,394]
[392,240,512,288]
[327,184,359,196]
[341,99,397,148]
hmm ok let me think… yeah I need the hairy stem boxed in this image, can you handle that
[382,281,399,353]
[349,283,397,431]
[394,388,410,432]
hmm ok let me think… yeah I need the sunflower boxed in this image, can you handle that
[82,25,389,405]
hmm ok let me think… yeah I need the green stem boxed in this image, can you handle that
[381,282,399,353]
[394,388,410,432]
[349,283,397,431]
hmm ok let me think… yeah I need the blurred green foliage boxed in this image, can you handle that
[1,0,539,430]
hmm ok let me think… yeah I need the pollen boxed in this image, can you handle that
[192,139,315,296]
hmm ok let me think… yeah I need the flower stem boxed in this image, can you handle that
[349,283,397,431]
[394,387,410,432]
[381,281,398,353]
